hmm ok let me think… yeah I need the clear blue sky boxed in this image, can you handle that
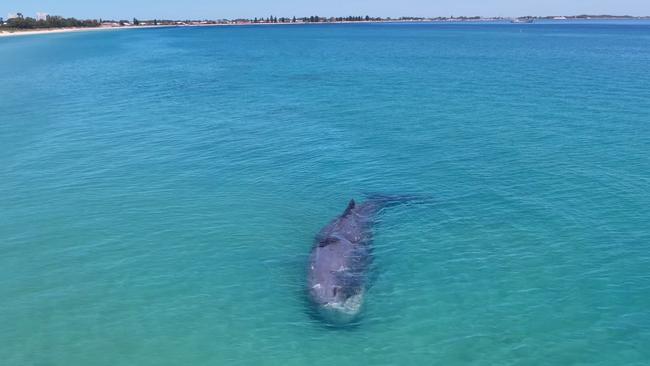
[3,0,649,20]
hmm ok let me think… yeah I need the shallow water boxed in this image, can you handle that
[1,22,650,365]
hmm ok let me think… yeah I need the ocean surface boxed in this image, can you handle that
[1,21,649,365]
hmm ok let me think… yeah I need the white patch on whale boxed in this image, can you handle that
[324,290,365,315]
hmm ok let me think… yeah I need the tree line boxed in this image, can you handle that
[251,15,384,23]
[1,15,100,29]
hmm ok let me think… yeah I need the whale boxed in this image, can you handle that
[307,195,416,324]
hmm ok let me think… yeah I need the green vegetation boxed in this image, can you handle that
[247,15,419,24]
[0,14,100,30]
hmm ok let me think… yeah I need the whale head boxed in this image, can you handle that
[319,291,364,324]
[309,279,365,324]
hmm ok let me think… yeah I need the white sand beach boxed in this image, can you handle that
[0,25,174,37]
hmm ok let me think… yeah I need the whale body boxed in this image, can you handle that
[307,196,409,324]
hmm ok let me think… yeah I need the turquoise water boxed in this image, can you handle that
[1,22,650,365]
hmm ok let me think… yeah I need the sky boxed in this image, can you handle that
[2,0,650,20]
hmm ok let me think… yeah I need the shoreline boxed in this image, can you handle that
[0,24,176,38]
[0,22,429,38]
[2,18,649,38]
[0,21,458,38]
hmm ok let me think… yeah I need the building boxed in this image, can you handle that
[7,13,19,19]
[36,12,48,21]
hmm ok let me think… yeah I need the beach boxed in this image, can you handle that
[0,25,178,37]
[3,17,646,38]
[0,19,519,37]
[0,25,138,37]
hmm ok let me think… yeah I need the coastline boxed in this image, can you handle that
[2,17,648,38]
[0,21,449,38]
[0,24,175,38]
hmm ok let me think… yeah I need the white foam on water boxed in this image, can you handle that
[324,291,364,316]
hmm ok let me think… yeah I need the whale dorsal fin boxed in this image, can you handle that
[342,199,356,216]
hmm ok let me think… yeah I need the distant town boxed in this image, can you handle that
[2,12,650,31]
